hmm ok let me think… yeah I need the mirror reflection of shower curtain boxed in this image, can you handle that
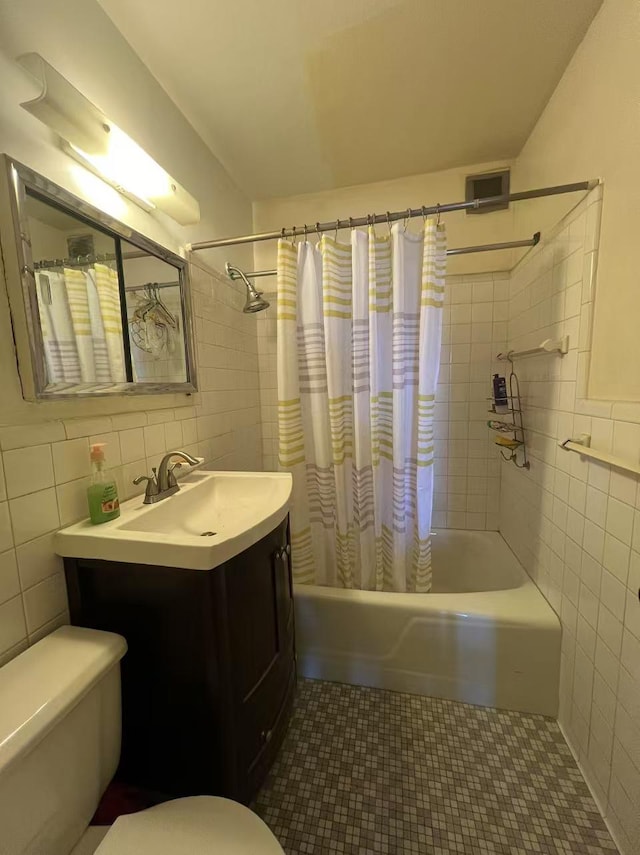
[277,219,446,593]
[36,263,126,385]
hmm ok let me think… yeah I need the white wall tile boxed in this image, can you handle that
[617,664,640,720]
[0,596,27,659]
[600,568,626,618]
[2,444,54,499]
[609,471,636,506]
[143,424,166,458]
[612,421,640,461]
[583,521,605,564]
[606,497,634,545]
[9,489,60,546]
[579,583,599,629]
[182,419,198,445]
[620,629,640,682]
[56,477,92,527]
[119,428,146,464]
[22,572,67,635]
[0,422,65,451]
[0,502,14,553]
[603,533,630,585]
[164,420,183,449]
[472,282,493,303]
[625,587,640,642]
[586,486,607,527]
[52,438,91,484]
[111,412,148,431]
[0,549,20,603]
[597,605,623,656]
[64,417,111,440]
[15,533,63,590]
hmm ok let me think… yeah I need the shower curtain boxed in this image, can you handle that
[36,263,126,385]
[277,219,446,593]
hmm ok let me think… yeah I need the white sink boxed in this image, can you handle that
[55,471,293,570]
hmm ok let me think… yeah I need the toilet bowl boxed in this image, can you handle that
[0,626,284,855]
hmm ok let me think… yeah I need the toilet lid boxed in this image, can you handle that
[93,796,284,854]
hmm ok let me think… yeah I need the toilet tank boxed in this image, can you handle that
[0,626,127,855]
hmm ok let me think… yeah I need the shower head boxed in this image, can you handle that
[243,284,270,313]
[225,262,270,314]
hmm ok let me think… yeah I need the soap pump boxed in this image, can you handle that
[87,443,120,524]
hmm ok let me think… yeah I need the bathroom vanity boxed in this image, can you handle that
[63,516,294,804]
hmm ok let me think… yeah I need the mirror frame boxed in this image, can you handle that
[0,155,198,399]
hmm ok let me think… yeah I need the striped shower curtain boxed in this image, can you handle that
[36,263,126,385]
[277,220,446,593]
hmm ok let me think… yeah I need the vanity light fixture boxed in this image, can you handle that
[17,53,200,225]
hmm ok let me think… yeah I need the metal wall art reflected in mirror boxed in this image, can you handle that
[0,156,197,399]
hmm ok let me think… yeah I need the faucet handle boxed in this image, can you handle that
[167,461,183,488]
[133,470,160,503]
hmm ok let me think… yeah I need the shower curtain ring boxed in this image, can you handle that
[348,216,354,231]
[436,203,442,226]
[303,223,308,240]
[291,226,297,245]
[333,220,339,240]
[386,211,392,235]
[315,221,321,241]
[403,208,411,232]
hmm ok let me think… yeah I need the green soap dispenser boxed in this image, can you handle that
[87,442,120,524]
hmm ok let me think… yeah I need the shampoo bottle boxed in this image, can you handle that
[87,443,120,524]
[492,374,510,414]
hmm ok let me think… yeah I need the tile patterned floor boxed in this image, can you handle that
[255,679,618,855]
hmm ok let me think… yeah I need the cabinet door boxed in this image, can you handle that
[224,518,294,795]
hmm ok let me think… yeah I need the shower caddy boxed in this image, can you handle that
[489,336,569,470]
[488,365,529,469]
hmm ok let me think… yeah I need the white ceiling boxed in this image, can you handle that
[98,0,601,201]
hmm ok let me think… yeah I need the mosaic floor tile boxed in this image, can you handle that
[255,679,618,855]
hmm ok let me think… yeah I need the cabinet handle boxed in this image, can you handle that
[261,728,273,744]
[285,544,291,556]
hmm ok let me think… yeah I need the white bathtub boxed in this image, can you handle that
[294,530,561,717]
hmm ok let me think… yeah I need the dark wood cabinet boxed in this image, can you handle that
[63,516,295,805]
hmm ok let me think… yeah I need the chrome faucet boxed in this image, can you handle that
[133,450,200,504]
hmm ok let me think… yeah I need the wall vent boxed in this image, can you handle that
[465,169,510,214]
[67,233,95,257]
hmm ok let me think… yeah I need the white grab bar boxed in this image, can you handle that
[497,336,569,362]
[559,433,640,476]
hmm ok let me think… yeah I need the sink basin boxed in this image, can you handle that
[55,471,292,570]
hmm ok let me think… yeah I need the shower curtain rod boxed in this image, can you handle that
[188,179,598,251]
[226,233,542,281]
[33,249,150,270]
[124,280,179,293]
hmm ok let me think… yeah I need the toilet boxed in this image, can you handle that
[0,625,284,855]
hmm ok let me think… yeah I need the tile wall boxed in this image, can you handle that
[433,272,508,530]
[256,266,509,531]
[0,258,263,665]
[500,186,640,855]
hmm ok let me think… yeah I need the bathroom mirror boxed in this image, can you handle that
[0,156,197,399]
